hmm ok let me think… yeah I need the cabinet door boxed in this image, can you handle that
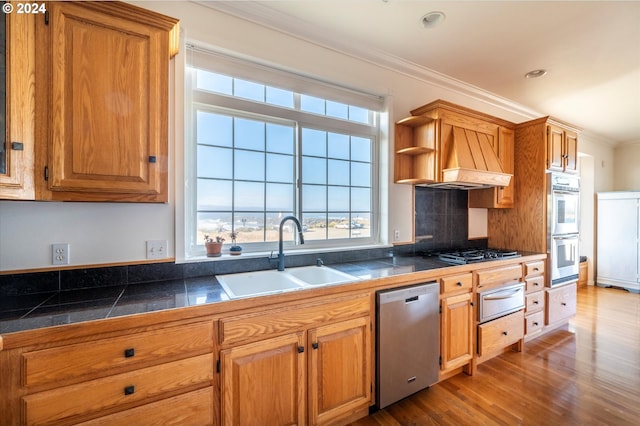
[495,126,515,207]
[546,283,577,325]
[308,316,371,426]
[564,130,578,173]
[546,125,565,172]
[220,333,306,426]
[0,10,35,199]
[42,2,176,202]
[440,292,474,371]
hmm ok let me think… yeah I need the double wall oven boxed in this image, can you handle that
[547,172,580,286]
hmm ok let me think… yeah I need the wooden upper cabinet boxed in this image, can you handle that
[547,124,578,174]
[36,1,179,202]
[0,9,36,199]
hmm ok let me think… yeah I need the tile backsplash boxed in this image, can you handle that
[413,187,486,252]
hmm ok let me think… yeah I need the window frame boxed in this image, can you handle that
[184,46,384,259]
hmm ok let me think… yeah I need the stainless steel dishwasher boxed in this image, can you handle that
[376,282,439,408]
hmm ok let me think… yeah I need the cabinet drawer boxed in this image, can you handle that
[476,265,522,291]
[525,275,545,293]
[219,294,370,346]
[76,387,214,426]
[525,291,545,313]
[524,261,545,278]
[546,283,577,325]
[440,273,473,295]
[23,321,214,388]
[23,353,214,426]
[477,310,524,357]
[525,311,544,336]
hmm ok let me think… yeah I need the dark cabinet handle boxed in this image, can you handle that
[502,331,508,336]
[312,342,319,350]
[533,267,539,271]
[148,155,157,163]
[124,348,135,358]
[533,322,539,326]
[124,385,135,395]
[456,281,463,287]
[533,301,539,305]
[561,302,567,306]
[297,346,304,353]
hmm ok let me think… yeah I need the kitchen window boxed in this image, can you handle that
[185,46,383,257]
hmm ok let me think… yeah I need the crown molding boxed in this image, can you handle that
[194,1,542,121]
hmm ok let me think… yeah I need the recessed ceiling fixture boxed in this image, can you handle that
[421,11,446,29]
[525,69,548,79]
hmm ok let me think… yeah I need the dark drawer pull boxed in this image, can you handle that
[124,348,135,358]
[297,346,304,353]
[312,342,319,350]
[561,302,567,306]
[533,322,539,326]
[124,385,135,395]
[533,301,539,305]
[456,281,463,287]
[502,331,508,336]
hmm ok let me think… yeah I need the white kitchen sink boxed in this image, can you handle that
[217,266,360,299]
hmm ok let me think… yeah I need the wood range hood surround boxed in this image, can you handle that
[427,125,512,190]
[394,100,514,191]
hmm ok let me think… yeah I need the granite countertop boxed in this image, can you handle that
[0,254,523,335]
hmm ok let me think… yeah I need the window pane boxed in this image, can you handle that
[235,118,264,150]
[266,123,294,154]
[326,100,348,120]
[197,111,232,147]
[196,70,231,95]
[352,213,371,238]
[267,153,294,183]
[352,187,371,211]
[235,150,264,181]
[234,78,264,102]
[266,86,294,108]
[197,212,232,242]
[301,128,326,157]
[328,186,349,211]
[267,212,294,242]
[302,185,326,211]
[327,132,349,159]
[234,181,264,211]
[351,136,371,162]
[300,94,325,114]
[349,105,370,124]
[303,213,327,241]
[266,183,294,211]
[351,162,371,187]
[198,146,232,179]
[197,179,232,211]
[328,160,349,186]
[302,157,326,185]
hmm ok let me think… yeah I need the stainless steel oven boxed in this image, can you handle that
[477,282,525,323]
[548,173,580,236]
[550,234,580,286]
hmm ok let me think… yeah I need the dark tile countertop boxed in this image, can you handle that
[0,255,493,335]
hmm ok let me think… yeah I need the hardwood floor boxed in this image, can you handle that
[350,285,640,425]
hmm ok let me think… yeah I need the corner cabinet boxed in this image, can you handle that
[0,6,36,199]
[218,293,372,426]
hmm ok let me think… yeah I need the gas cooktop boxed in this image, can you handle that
[433,249,521,265]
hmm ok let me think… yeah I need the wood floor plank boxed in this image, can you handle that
[350,286,640,425]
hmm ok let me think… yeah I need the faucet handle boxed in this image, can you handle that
[316,258,324,267]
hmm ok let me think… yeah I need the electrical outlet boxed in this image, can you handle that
[393,230,400,241]
[146,240,168,259]
[52,243,70,265]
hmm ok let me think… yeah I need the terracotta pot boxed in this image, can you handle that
[205,242,223,257]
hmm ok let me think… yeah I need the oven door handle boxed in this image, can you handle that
[553,235,579,240]
[483,288,524,300]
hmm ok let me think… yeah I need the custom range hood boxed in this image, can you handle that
[425,125,512,190]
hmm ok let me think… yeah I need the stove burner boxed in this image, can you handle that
[436,249,520,265]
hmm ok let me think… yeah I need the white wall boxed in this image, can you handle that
[0,1,618,272]
[614,142,640,190]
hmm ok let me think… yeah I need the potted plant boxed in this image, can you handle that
[204,234,225,257]
[229,231,242,255]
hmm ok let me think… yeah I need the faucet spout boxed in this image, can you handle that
[277,216,305,271]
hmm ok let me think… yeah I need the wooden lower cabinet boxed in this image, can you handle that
[477,310,524,357]
[546,283,577,326]
[220,333,306,426]
[219,294,372,426]
[308,317,371,426]
[440,292,474,372]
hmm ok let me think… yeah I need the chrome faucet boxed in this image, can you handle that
[276,216,305,271]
